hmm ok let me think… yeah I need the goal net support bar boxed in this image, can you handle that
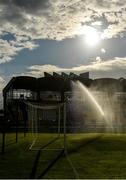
[25,101,67,152]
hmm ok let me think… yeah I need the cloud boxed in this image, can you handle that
[0,0,126,63]
[93,56,103,64]
[0,76,6,108]
[0,39,38,63]
[101,48,106,53]
[24,57,126,78]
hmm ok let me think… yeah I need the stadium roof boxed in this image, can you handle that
[3,72,91,94]
[3,72,126,95]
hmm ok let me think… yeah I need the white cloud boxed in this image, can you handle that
[0,0,126,63]
[93,56,103,64]
[0,38,38,64]
[0,76,6,108]
[91,21,102,26]
[101,48,106,53]
[24,57,126,78]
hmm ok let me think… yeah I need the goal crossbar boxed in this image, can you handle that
[25,101,66,152]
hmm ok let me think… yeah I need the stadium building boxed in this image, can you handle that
[2,72,126,133]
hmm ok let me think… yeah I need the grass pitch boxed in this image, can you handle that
[1,133,126,179]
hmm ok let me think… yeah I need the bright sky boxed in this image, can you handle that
[0,0,126,107]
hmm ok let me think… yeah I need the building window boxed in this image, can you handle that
[7,89,37,100]
[40,91,61,101]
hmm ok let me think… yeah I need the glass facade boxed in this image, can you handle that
[6,89,37,101]
[40,91,61,101]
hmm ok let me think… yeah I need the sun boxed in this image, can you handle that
[78,25,101,46]
[85,30,100,46]
[84,26,100,46]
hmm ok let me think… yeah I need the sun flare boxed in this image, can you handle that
[84,26,100,46]
[85,30,100,46]
[78,25,101,46]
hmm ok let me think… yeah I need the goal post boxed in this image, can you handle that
[25,101,66,152]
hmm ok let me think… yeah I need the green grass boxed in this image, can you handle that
[1,133,126,178]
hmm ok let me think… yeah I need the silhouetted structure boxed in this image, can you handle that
[2,72,90,133]
[2,72,126,134]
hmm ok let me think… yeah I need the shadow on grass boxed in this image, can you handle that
[5,141,17,147]
[40,136,60,150]
[29,149,64,179]
[37,150,64,179]
[68,134,103,154]
[29,136,64,179]
[29,150,41,179]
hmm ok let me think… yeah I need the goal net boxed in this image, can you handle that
[25,102,66,151]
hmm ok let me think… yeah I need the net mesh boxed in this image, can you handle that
[25,102,65,151]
